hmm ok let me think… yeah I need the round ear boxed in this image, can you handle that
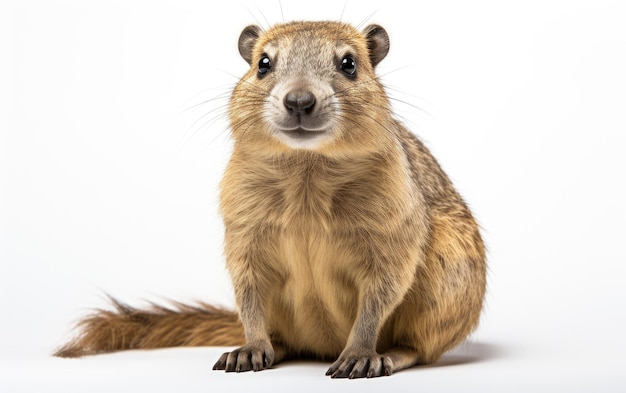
[238,25,262,64]
[362,24,390,67]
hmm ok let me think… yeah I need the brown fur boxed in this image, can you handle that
[56,21,486,379]
[54,299,244,357]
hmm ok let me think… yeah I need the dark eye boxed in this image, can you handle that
[258,54,271,76]
[340,56,357,77]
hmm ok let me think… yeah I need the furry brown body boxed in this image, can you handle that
[56,21,486,379]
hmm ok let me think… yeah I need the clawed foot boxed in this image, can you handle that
[326,352,394,379]
[212,342,275,373]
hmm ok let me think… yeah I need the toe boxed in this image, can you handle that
[366,357,383,378]
[251,351,264,371]
[235,351,252,372]
[348,358,370,379]
[383,356,394,376]
[332,358,357,378]
[225,350,240,372]
[212,352,229,370]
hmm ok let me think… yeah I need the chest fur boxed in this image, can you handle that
[222,153,412,230]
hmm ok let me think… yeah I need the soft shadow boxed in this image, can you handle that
[267,341,508,372]
[418,341,509,369]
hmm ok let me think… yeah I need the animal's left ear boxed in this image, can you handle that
[363,24,390,67]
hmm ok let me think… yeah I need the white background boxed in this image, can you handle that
[2,0,626,391]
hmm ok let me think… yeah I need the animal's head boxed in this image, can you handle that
[229,21,393,157]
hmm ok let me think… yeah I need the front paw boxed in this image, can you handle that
[326,352,394,379]
[212,342,275,373]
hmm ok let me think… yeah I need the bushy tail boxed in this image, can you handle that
[54,298,245,358]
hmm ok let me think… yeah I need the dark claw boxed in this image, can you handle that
[213,344,274,374]
[348,358,369,379]
[383,356,394,376]
[212,352,229,370]
[331,358,357,378]
[327,355,393,379]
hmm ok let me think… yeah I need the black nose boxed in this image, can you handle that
[284,89,316,115]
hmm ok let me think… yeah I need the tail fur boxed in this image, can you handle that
[54,298,245,358]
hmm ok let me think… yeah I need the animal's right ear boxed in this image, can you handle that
[238,25,262,64]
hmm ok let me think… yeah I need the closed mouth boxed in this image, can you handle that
[280,128,327,139]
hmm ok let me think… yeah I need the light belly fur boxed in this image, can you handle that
[267,227,358,358]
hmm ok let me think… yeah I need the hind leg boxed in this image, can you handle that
[382,347,422,373]
[395,212,487,368]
